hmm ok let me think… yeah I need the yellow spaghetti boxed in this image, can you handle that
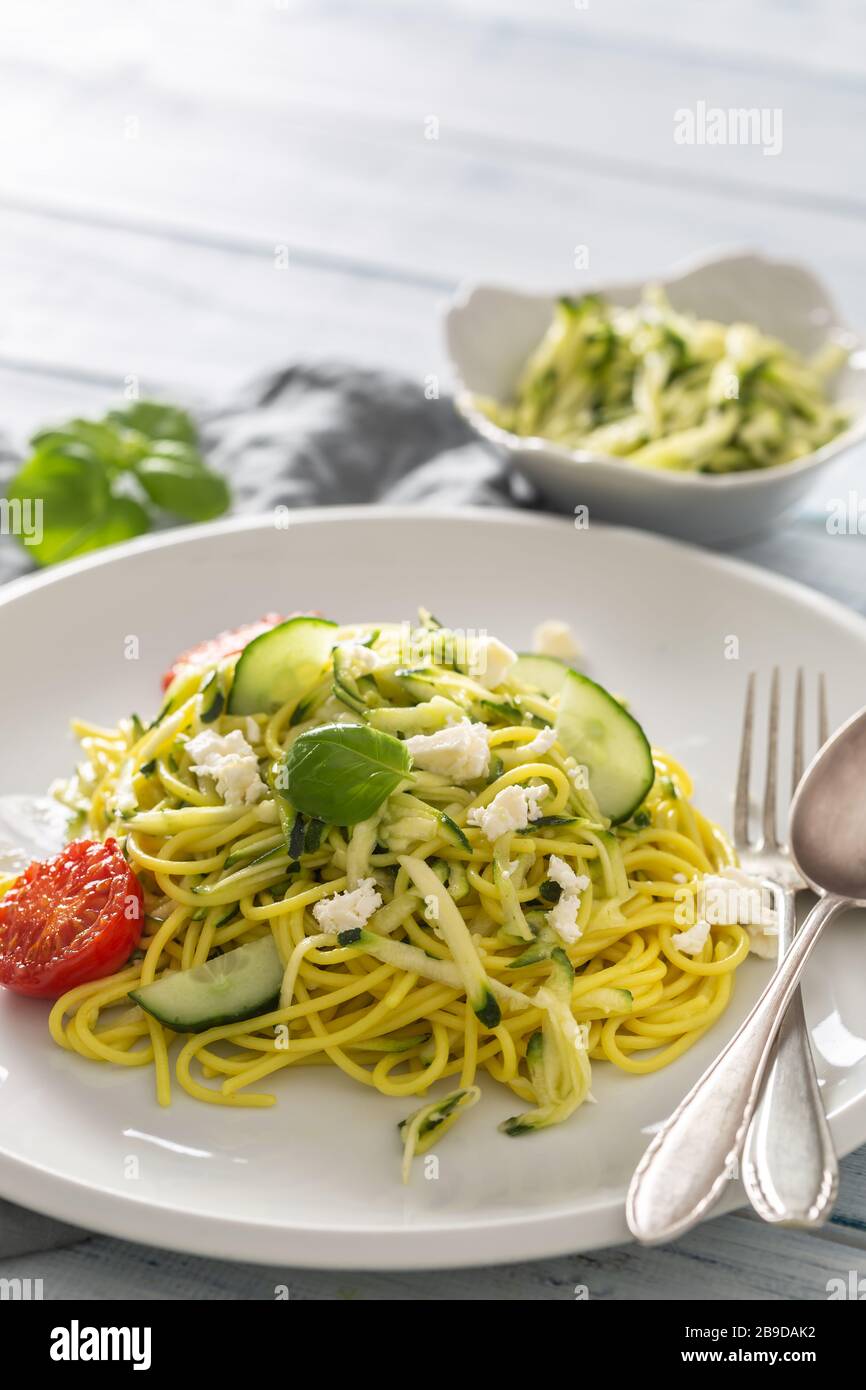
[48,613,755,1179]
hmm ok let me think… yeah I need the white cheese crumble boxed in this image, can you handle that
[699,867,778,958]
[672,872,687,884]
[744,928,778,960]
[521,724,557,758]
[185,729,267,807]
[547,855,583,896]
[532,619,581,662]
[472,635,517,689]
[467,783,548,841]
[245,717,260,745]
[671,918,713,956]
[546,854,591,944]
[312,877,383,935]
[405,719,490,782]
[338,640,382,678]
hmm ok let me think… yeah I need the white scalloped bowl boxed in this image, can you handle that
[444,251,866,545]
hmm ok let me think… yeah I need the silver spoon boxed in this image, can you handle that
[626,703,866,1244]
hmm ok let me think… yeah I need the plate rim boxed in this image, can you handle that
[4,506,866,644]
[2,505,866,1270]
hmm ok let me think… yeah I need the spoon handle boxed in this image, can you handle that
[741,886,838,1226]
[627,893,845,1244]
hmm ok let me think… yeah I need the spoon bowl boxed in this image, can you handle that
[790,705,866,903]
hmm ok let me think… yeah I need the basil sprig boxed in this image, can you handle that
[281,724,412,826]
[6,400,230,567]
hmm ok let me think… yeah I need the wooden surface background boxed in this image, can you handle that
[1,0,865,1299]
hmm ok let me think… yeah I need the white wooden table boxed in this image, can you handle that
[1,0,865,1299]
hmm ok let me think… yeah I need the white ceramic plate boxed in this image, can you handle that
[2,507,866,1270]
[444,250,866,545]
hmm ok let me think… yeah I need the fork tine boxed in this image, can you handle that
[762,667,780,848]
[818,672,829,747]
[791,667,804,798]
[734,673,756,847]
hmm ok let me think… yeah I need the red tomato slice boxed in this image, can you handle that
[161,613,287,691]
[0,839,144,999]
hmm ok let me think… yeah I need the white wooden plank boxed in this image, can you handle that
[831,1143,866,1243]
[3,0,861,205]
[4,179,866,444]
[0,29,864,355]
[737,514,866,617]
[1,1203,864,1300]
[8,0,866,84]
[0,208,444,426]
[8,108,866,315]
[0,368,118,447]
[0,0,864,241]
[437,0,866,81]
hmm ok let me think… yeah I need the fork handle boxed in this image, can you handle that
[741,886,838,1226]
[626,893,846,1245]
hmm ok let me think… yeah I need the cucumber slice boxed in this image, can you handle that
[228,617,337,716]
[511,653,569,697]
[555,669,654,823]
[129,936,283,1032]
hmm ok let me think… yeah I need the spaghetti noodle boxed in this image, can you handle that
[47,615,759,1178]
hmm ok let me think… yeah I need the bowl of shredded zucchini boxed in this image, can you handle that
[445,251,866,544]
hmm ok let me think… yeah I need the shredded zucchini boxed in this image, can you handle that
[474,286,850,474]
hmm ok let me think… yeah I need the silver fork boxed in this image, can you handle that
[736,668,838,1225]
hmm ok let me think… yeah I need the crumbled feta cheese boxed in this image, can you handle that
[467,783,548,840]
[472,635,517,689]
[547,855,586,897]
[672,872,687,884]
[312,877,382,935]
[546,854,590,944]
[405,719,490,782]
[746,928,778,960]
[672,918,713,955]
[338,640,381,678]
[548,896,582,944]
[186,729,267,807]
[699,867,778,956]
[245,717,260,745]
[532,619,581,662]
[522,724,557,758]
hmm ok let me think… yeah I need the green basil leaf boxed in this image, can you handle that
[134,457,230,521]
[8,397,230,567]
[146,439,205,470]
[282,724,413,826]
[6,447,110,565]
[49,495,151,563]
[107,400,198,445]
[32,419,157,474]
